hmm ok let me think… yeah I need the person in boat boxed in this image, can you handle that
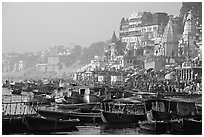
[122,105,127,114]
[147,110,153,121]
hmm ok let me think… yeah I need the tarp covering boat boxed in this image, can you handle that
[176,102,195,116]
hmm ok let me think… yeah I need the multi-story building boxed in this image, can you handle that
[152,12,169,29]
[36,56,59,73]
[119,18,129,42]
[128,10,143,46]
[36,64,47,72]
[119,11,169,48]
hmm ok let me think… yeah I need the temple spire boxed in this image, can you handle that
[111,31,117,44]
[183,10,197,38]
[162,16,178,61]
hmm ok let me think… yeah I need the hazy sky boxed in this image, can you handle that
[3,2,182,53]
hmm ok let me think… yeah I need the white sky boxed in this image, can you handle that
[2,2,182,53]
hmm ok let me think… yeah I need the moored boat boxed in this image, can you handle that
[2,115,29,134]
[57,102,100,110]
[24,115,79,133]
[170,118,202,134]
[138,120,171,134]
[138,95,201,134]
[38,106,102,123]
[101,97,146,123]
[101,111,146,124]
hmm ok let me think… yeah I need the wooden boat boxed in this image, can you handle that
[2,115,29,134]
[38,107,102,123]
[24,115,79,133]
[100,97,146,123]
[138,120,171,133]
[101,111,146,124]
[2,100,38,134]
[170,118,202,134]
[57,102,100,110]
[139,95,200,134]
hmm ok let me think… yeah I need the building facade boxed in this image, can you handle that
[119,11,169,47]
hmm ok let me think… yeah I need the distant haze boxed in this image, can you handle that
[3,2,182,53]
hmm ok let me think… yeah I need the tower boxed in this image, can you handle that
[162,16,178,64]
[182,10,197,59]
[111,31,117,44]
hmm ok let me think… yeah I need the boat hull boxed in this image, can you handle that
[138,120,171,134]
[2,116,29,134]
[170,119,202,134]
[38,109,102,123]
[24,115,78,133]
[57,102,100,110]
[101,111,146,124]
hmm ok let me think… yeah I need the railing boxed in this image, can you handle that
[102,102,145,115]
[2,95,39,117]
[2,101,39,116]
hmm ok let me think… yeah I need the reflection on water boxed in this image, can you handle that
[100,123,140,135]
[35,123,141,135]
